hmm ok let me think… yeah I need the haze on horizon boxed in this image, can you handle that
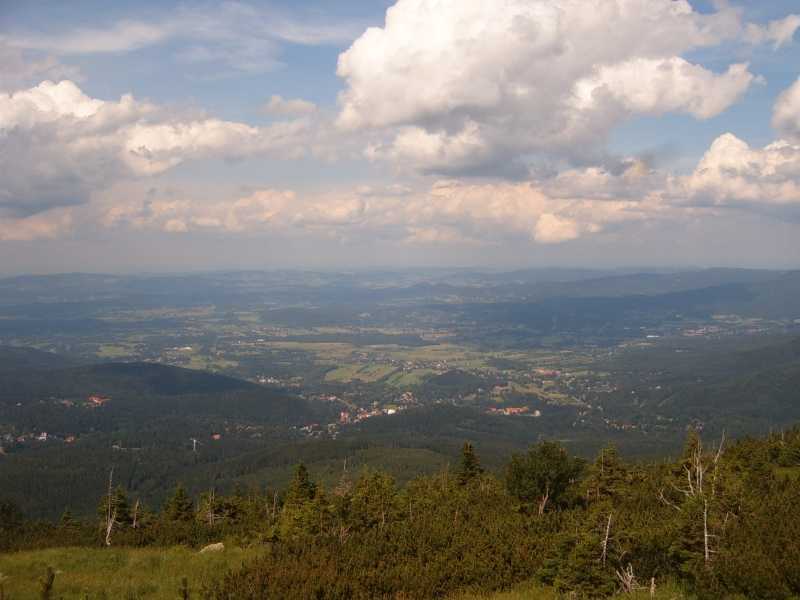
[2,0,800,275]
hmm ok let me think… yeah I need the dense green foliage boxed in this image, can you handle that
[2,427,800,599]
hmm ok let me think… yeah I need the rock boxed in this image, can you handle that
[199,542,225,553]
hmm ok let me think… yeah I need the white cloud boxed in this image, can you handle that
[4,2,364,73]
[262,95,317,117]
[681,133,800,207]
[99,178,661,248]
[534,213,583,244]
[30,127,800,246]
[335,0,785,175]
[0,80,314,222]
[744,15,800,50]
[773,77,800,142]
[572,58,754,120]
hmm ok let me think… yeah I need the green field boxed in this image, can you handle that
[385,368,438,387]
[324,363,398,383]
[0,546,258,599]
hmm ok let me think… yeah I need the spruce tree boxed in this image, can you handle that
[163,484,194,522]
[457,442,483,485]
[96,486,132,528]
[112,486,132,525]
[585,444,629,504]
[284,463,316,507]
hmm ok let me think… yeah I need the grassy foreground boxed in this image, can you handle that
[0,547,692,600]
[0,546,258,599]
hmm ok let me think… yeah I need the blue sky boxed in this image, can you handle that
[1,0,799,273]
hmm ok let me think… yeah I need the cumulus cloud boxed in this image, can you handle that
[534,214,585,244]
[773,77,800,142]
[681,133,800,207]
[0,80,314,223]
[335,0,789,175]
[571,58,754,120]
[262,95,317,117]
[673,77,800,212]
[98,178,665,248]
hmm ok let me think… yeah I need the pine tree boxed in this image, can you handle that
[457,442,483,486]
[350,470,397,529]
[163,484,194,522]
[554,525,617,598]
[284,463,316,507]
[505,440,583,514]
[585,444,629,504]
[96,486,132,528]
[112,487,132,525]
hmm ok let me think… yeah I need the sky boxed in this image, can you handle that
[1,0,800,274]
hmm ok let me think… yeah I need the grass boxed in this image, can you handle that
[0,545,257,599]
[775,465,800,480]
[324,364,399,383]
[452,581,558,599]
[96,344,138,359]
[184,354,239,372]
[385,368,438,387]
[0,548,696,600]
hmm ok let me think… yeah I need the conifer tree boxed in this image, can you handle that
[163,484,194,522]
[506,440,583,514]
[554,530,617,598]
[96,486,132,529]
[284,463,316,507]
[112,487,132,526]
[457,442,483,485]
[585,444,629,504]
[350,470,397,529]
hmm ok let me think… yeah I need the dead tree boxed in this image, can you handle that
[615,563,638,594]
[537,482,550,516]
[104,468,117,546]
[204,489,217,527]
[132,499,140,529]
[657,431,727,567]
[601,512,613,566]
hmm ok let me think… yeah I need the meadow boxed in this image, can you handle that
[0,546,258,599]
[0,547,692,600]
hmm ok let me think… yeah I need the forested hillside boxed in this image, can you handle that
[2,428,799,599]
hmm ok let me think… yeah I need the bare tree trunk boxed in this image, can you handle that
[615,564,637,594]
[104,468,116,546]
[538,483,550,516]
[132,499,139,529]
[601,513,613,565]
[703,498,710,565]
[105,508,117,546]
[206,490,216,527]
